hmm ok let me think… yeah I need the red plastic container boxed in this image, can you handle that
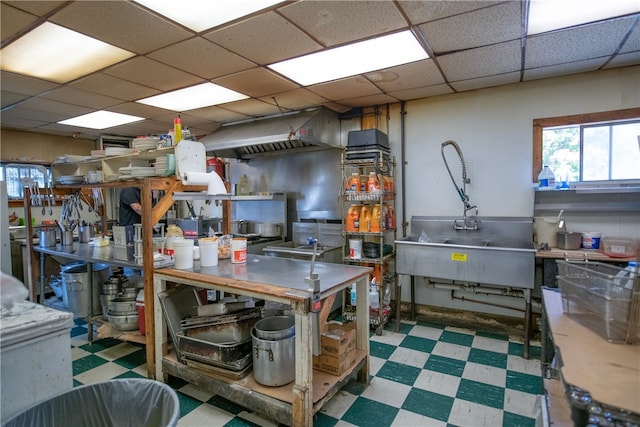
[136,289,145,336]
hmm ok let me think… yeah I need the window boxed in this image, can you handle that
[533,108,640,185]
[1,163,51,199]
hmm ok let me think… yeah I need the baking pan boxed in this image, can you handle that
[177,334,253,371]
[180,308,262,343]
[157,285,200,363]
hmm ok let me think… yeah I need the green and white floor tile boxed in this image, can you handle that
[70,318,543,426]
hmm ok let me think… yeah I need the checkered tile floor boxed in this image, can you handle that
[70,318,543,426]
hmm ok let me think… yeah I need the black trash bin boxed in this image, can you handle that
[2,379,179,427]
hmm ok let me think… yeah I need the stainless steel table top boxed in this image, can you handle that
[158,254,371,295]
[33,242,140,269]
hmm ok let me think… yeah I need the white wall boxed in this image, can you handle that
[386,66,640,316]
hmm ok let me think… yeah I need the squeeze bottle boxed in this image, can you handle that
[350,282,357,306]
[369,278,379,310]
[173,116,182,144]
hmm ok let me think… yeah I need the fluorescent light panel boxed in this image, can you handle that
[268,31,429,86]
[134,0,283,32]
[528,0,640,35]
[136,82,249,111]
[0,22,134,83]
[59,111,144,129]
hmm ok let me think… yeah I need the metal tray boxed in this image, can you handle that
[181,308,262,343]
[157,285,200,362]
[177,334,253,371]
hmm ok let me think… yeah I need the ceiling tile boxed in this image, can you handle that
[0,71,60,96]
[257,88,329,110]
[184,106,251,124]
[204,12,322,65]
[16,97,92,118]
[3,1,67,17]
[49,1,192,54]
[320,102,352,113]
[525,18,635,68]
[3,106,76,124]
[1,3,37,41]
[524,58,608,82]
[389,84,454,100]
[438,40,521,82]
[0,107,50,127]
[40,86,124,109]
[339,93,399,108]
[619,21,640,53]
[418,1,522,54]
[449,71,520,92]
[107,102,173,120]
[279,1,407,47]
[604,51,640,68]
[213,68,299,97]
[1,90,30,108]
[70,73,160,101]
[308,76,382,101]
[398,0,503,25]
[103,57,203,92]
[366,60,446,92]
[217,98,290,117]
[148,37,256,80]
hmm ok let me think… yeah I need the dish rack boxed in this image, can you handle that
[556,260,640,344]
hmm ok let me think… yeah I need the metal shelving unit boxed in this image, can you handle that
[340,149,397,334]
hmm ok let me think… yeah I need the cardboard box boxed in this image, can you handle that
[320,322,356,357]
[313,349,356,376]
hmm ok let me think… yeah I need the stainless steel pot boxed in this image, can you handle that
[255,222,282,237]
[251,327,295,386]
[61,230,73,246]
[78,225,93,243]
[39,229,57,248]
[254,316,295,340]
[108,297,137,314]
[231,220,248,235]
[108,312,139,331]
[556,232,581,250]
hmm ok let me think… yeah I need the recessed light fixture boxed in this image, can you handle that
[0,22,134,83]
[134,0,283,32]
[136,82,249,111]
[59,111,144,129]
[268,31,429,86]
[528,0,640,35]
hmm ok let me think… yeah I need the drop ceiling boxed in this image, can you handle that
[1,0,639,140]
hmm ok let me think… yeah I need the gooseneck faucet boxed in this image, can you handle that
[441,140,479,231]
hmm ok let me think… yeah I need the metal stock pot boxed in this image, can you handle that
[254,222,281,237]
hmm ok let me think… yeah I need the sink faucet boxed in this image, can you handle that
[441,140,480,231]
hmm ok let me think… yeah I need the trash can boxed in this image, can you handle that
[1,379,180,427]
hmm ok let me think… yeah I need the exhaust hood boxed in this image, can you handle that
[200,107,342,160]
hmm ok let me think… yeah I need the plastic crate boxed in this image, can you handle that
[556,260,639,343]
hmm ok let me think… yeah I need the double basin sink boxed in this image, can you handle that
[395,216,536,289]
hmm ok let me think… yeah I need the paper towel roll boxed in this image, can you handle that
[181,171,227,195]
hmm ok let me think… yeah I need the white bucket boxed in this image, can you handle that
[581,232,602,249]
[231,237,247,264]
[349,239,362,259]
[173,239,194,269]
[534,217,560,247]
[199,238,219,267]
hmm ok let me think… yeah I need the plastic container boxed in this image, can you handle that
[385,204,396,229]
[350,282,357,306]
[199,237,219,267]
[367,172,381,194]
[349,238,362,259]
[581,232,601,249]
[345,205,361,232]
[370,204,384,232]
[173,239,194,270]
[359,205,371,232]
[614,262,638,290]
[538,165,556,190]
[2,379,179,427]
[602,237,639,258]
[165,224,183,256]
[369,278,379,310]
[534,216,560,247]
[231,237,247,264]
[346,172,360,193]
[173,116,182,144]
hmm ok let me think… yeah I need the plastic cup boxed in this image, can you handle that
[199,238,219,267]
[173,239,194,269]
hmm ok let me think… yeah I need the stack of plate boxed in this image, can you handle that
[132,137,159,151]
[155,156,168,176]
[56,175,85,185]
[105,147,135,157]
[131,166,156,178]
[118,167,133,180]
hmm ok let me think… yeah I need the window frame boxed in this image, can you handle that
[532,107,640,183]
[1,161,52,200]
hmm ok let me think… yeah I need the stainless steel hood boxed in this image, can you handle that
[200,108,342,160]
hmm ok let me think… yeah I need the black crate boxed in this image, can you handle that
[347,129,389,150]
[346,148,391,160]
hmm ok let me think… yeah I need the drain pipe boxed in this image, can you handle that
[399,101,407,238]
[451,291,525,313]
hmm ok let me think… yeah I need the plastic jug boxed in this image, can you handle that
[165,224,184,255]
[367,172,381,194]
[370,204,383,232]
[369,278,379,310]
[538,165,556,190]
[346,205,361,232]
[359,205,371,232]
[346,173,360,193]
[385,204,396,229]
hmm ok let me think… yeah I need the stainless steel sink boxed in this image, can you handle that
[395,216,535,288]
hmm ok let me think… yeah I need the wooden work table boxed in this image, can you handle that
[154,255,372,427]
[542,288,640,417]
